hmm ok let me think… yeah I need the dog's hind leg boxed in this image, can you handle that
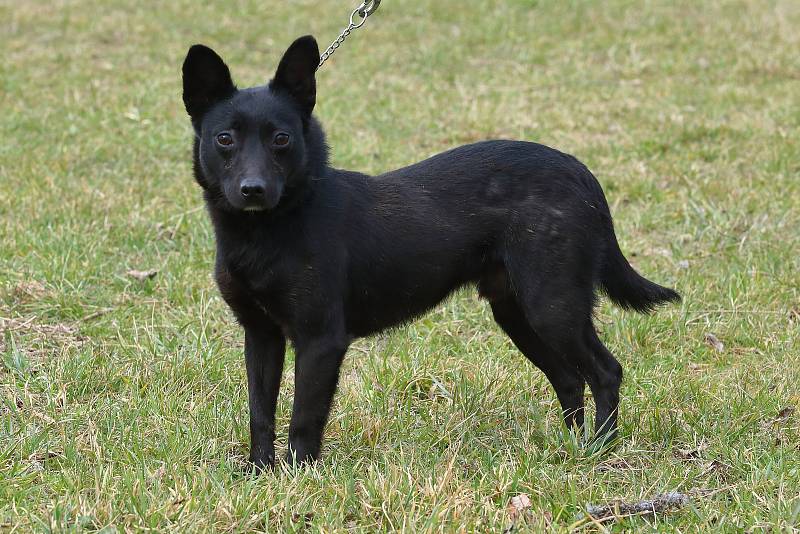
[502,236,623,444]
[582,324,623,444]
[515,296,622,444]
[489,295,586,431]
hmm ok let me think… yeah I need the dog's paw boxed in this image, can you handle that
[285,442,319,468]
[246,452,275,474]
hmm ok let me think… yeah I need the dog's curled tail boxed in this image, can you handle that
[600,232,680,313]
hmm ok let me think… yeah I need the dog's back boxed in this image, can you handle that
[328,140,617,334]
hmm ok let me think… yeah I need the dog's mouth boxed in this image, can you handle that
[238,192,282,213]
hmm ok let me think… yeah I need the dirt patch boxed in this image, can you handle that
[5,280,50,305]
[0,314,87,363]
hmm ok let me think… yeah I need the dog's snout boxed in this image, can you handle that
[240,179,266,199]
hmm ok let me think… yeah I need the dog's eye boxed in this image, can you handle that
[273,132,290,147]
[216,133,234,147]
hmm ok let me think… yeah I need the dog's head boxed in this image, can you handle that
[182,36,327,213]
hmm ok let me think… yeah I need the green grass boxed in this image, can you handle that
[1,0,799,531]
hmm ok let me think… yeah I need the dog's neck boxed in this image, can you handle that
[301,115,331,179]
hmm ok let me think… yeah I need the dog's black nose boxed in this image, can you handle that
[240,180,266,199]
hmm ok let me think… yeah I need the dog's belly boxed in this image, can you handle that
[344,249,485,337]
[345,281,462,337]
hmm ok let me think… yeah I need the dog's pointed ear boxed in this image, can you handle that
[182,45,236,124]
[270,35,319,116]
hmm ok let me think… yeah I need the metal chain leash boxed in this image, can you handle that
[317,0,381,69]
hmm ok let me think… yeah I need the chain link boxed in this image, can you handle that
[318,0,381,69]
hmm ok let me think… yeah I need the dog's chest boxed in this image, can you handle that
[222,240,285,291]
[219,234,318,320]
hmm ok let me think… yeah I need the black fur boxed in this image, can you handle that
[182,36,680,469]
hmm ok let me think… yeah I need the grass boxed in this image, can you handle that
[1,0,799,531]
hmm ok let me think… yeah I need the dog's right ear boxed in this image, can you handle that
[182,45,236,126]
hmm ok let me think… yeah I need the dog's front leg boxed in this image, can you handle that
[244,322,286,471]
[286,334,349,466]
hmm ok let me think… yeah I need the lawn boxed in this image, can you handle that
[1,0,799,531]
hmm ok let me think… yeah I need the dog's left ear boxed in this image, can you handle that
[270,35,319,116]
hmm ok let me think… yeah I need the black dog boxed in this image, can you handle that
[181,36,679,469]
